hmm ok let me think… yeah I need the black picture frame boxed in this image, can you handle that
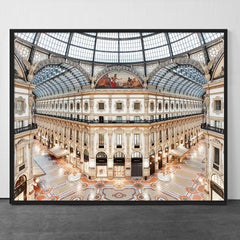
[10,29,228,205]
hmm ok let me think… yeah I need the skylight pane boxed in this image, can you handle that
[120,39,142,51]
[95,51,118,63]
[171,34,201,55]
[168,33,191,42]
[15,32,36,43]
[47,33,70,42]
[71,33,95,49]
[85,32,97,36]
[120,51,143,63]
[38,33,67,55]
[142,32,154,36]
[145,46,170,61]
[68,46,93,61]
[143,33,167,49]
[96,39,118,51]
[119,33,140,38]
[202,32,224,43]
[98,32,118,39]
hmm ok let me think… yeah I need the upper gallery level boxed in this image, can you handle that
[35,91,203,122]
[202,52,224,135]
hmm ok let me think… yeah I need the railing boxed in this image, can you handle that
[201,123,224,134]
[35,112,203,124]
[14,123,38,134]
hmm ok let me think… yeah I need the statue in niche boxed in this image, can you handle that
[220,66,224,77]
[202,60,214,81]
[203,94,210,113]
[23,59,38,82]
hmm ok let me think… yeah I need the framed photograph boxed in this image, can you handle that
[10,30,227,204]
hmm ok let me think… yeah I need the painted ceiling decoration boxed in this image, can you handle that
[95,70,143,89]
[14,31,224,99]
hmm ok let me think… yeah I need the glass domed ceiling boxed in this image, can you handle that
[15,31,224,64]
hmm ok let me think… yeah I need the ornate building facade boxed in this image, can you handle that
[12,31,225,201]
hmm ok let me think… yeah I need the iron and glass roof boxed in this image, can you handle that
[32,63,89,97]
[15,31,223,64]
[148,64,207,97]
[14,31,224,99]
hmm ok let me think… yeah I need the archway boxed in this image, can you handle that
[149,150,155,175]
[83,149,89,175]
[96,152,107,178]
[14,175,27,201]
[76,147,81,168]
[113,152,125,178]
[131,152,143,177]
[158,147,163,169]
[211,174,224,201]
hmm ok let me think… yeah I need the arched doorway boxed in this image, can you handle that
[165,144,169,163]
[96,152,107,178]
[83,149,89,175]
[113,152,125,178]
[211,174,224,201]
[76,147,81,168]
[99,116,104,123]
[14,175,27,201]
[131,152,143,177]
[149,150,155,175]
[158,147,163,169]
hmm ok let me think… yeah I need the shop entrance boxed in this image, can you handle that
[158,148,163,169]
[99,116,104,123]
[96,152,107,178]
[149,150,155,176]
[14,175,27,201]
[113,152,125,177]
[83,149,89,175]
[131,152,143,177]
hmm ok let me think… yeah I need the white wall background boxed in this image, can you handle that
[0,0,239,199]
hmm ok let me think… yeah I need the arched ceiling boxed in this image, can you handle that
[14,31,224,99]
[32,63,90,97]
[15,31,224,64]
[148,64,207,97]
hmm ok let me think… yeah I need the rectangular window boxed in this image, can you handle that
[116,134,122,148]
[215,100,221,111]
[213,147,220,170]
[151,133,155,146]
[134,116,140,122]
[116,102,122,110]
[76,130,79,142]
[159,130,162,142]
[158,102,162,110]
[84,133,88,146]
[166,129,169,140]
[134,102,140,110]
[134,134,140,148]
[18,148,24,165]
[215,121,221,128]
[116,116,122,123]
[99,134,104,148]
[98,102,104,110]
[70,128,72,139]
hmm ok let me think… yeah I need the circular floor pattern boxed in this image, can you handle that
[112,192,127,199]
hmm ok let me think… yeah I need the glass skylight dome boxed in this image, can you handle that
[15,32,224,64]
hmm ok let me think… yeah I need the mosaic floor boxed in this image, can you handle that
[32,140,209,201]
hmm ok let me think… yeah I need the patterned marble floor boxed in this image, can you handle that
[32,140,209,201]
